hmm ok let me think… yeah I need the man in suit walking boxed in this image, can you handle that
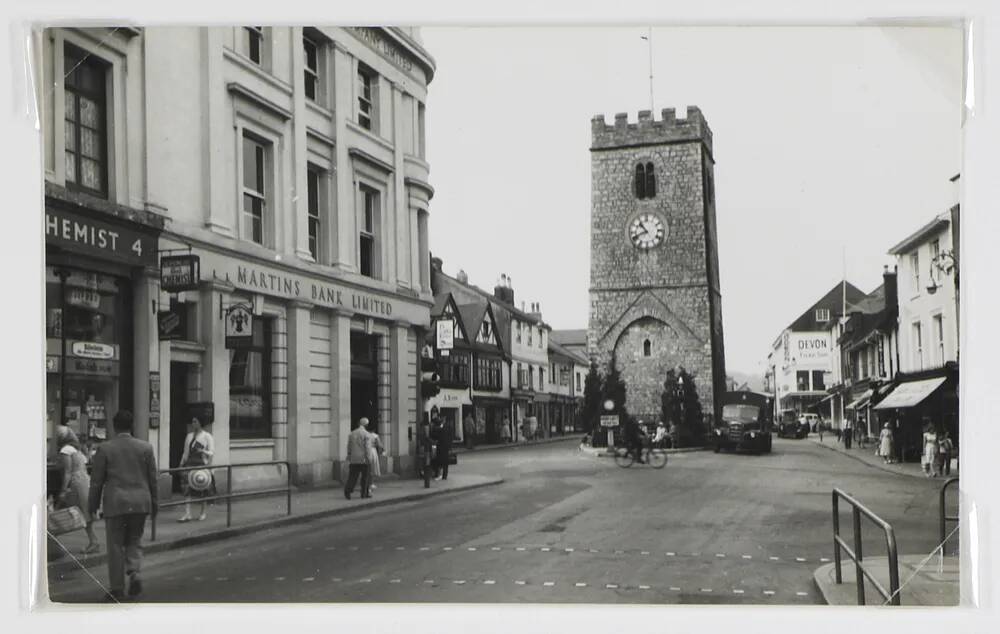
[88,410,158,601]
[344,417,373,500]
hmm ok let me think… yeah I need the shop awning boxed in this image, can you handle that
[818,393,835,404]
[873,377,947,410]
[845,389,872,410]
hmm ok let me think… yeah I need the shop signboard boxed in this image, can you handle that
[65,357,118,377]
[225,304,253,349]
[160,254,201,292]
[45,207,157,267]
[158,310,184,341]
[66,288,101,310]
[69,341,116,360]
[789,332,831,368]
[436,319,454,350]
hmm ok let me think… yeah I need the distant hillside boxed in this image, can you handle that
[727,371,765,392]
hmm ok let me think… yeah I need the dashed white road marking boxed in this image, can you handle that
[666,552,676,557]
[543,581,555,587]
[274,577,285,581]
[565,548,575,552]
[769,556,780,561]
[606,583,619,589]
[453,580,466,585]
[515,580,526,585]
[484,580,496,585]
[796,591,809,597]
[700,588,713,593]
[795,557,806,562]
[541,547,551,552]
[589,549,600,553]
[216,577,228,581]
[349,546,358,551]
[332,577,343,582]
[742,555,753,560]
[389,579,401,584]
[733,589,744,595]
[491,547,502,551]
[324,546,336,551]
[419,547,430,551]
[243,577,256,581]
[763,590,776,596]
[820,557,831,562]
[423,579,434,584]
[516,547,526,551]
[614,550,625,555]
[575,582,587,587]
[443,547,453,551]
[194,577,204,581]
[669,586,681,592]
[396,546,406,551]
[639,585,651,590]
[640,551,650,555]
[467,547,477,551]
[305,547,312,551]
[715,553,726,558]
[303,577,315,582]
[360,578,372,583]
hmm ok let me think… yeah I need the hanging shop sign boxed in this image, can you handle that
[45,207,157,267]
[158,310,184,341]
[66,288,101,310]
[436,319,454,350]
[160,254,201,292]
[224,304,254,349]
[149,372,161,429]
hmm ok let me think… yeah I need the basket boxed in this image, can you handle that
[48,506,87,536]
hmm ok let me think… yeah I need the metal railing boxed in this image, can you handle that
[832,488,901,605]
[939,477,959,549]
[151,460,292,541]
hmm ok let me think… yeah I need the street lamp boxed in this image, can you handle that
[926,251,957,295]
[603,399,615,450]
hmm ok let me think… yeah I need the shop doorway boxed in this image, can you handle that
[169,361,192,492]
[350,333,378,431]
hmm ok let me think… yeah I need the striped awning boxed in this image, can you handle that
[873,377,947,410]
[845,389,872,410]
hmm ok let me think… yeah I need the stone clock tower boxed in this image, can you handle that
[587,107,726,423]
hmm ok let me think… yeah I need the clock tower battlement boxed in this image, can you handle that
[587,106,726,425]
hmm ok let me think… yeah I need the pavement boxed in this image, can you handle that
[807,433,959,479]
[813,554,959,606]
[47,471,504,575]
[452,433,584,455]
[47,436,956,605]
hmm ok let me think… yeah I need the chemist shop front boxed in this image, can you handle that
[156,242,431,489]
[44,188,164,492]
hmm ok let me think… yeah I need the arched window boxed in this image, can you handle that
[643,339,652,357]
[635,163,646,198]
[645,162,656,197]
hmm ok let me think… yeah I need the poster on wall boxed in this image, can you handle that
[149,372,161,428]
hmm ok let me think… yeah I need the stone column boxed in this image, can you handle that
[331,43,356,272]
[203,28,233,237]
[131,266,159,444]
[390,321,411,472]
[290,27,312,261]
[285,300,314,485]
[329,307,354,482]
[199,278,232,472]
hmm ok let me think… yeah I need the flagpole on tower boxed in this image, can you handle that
[641,27,654,112]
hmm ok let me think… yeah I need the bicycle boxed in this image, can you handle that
[614,444,667,469]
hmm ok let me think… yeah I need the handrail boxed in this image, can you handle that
[151,460,292,541]
[832,488,901,605]
[939,477,959,549]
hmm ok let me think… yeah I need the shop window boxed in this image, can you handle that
[306,165,326,261]
[64,43,108,197]
[358,184,380,278]
[475,357,502,391]
[440,352,469,385]
[46,268,131,458]
[229,318,272,439]
[811,370,825,391]
[357,63,378,132]
[241,132,269,245]
[303,35,321,102]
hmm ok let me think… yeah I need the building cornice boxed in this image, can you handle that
[227,82,293,121]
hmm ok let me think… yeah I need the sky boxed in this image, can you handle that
[420,26,962,378]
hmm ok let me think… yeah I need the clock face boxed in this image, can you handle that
[628,213,665,250]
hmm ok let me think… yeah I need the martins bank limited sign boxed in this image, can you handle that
[194,249,427,324]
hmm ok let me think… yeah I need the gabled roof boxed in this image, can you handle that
[551,329,587,347]
[548,339,589,366]
[429,292,470,343]
[457,301,507,358]
[887,215,950,256]
[434,269,548,328]
[786,281,868,332]
[853,283,885,315]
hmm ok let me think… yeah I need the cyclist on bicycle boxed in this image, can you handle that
[624,418,646,464]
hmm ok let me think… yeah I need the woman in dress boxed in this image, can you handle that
[922,422,939,477]
[56,427,99,553]
[178,416,215,522]
[878,423,894,464]
[367,432,383,494]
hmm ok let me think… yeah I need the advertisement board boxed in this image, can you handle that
[789,333,831,368]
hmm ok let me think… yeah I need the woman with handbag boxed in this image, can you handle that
[56,427,99,553]
[367,432,384,494]
[178,416,215,522]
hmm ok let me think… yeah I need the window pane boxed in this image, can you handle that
[307,170,318,214]
[360,236,373,277]
[64,121,76,151]
[64,152,76,182]
[305,76,316,101]
[78,63,103,94]
[64,92,76,121]
[79,96,99,128]
[242,137,256,190]
[646,163,656,197]
[81,158,101,190]
[252,215,263,244]
[81,128,101,159]
[255,145,264,192]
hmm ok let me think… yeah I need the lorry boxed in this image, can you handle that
[712,391,773,454]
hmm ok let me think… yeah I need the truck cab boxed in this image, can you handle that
[713,392,773,454]
[777,409,809,439]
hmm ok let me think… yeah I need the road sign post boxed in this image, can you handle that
[600,414,619,450]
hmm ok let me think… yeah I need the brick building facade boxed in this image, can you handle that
[587,107,726,423]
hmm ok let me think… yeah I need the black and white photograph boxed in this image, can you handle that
[15,14,978,615]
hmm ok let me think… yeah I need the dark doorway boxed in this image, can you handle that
[350,332,378,431]
[169,361,191,493]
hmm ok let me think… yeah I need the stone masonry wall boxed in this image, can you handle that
[588,109,723,421]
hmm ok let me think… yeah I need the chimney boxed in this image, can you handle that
[528,302,543,321]
[493,273,514,304]
[884,265,898,322]
[457,269,469,284]
[430,255,442,271]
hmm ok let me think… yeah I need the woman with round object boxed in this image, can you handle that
[178,416,215,522]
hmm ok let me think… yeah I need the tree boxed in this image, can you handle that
[582,361,604,442]
[661,366,705,447]
[601,362,629,447]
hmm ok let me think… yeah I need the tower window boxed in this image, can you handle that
[635,162,656,199]
[643,339,652,357]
